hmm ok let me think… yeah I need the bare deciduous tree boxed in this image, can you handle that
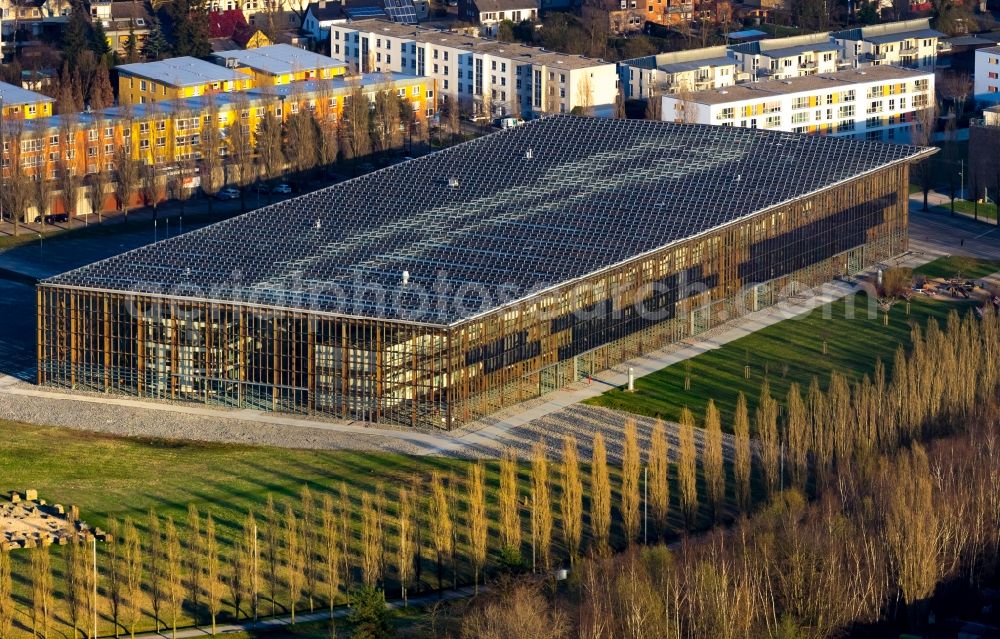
[703,399,725,521]
[560,436,583,565]
[590,432,611,554]
[621,419,641,545]
[733,392,752,513]
[530,443,553,572]
[468,463,488,593]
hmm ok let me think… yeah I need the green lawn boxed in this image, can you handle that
[914,255,1000,280]
[585,256,994,426]
[0,417,730,638]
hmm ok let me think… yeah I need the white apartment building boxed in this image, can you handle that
[974,46,1000,104]
[831,18,942,70]
[329,20,618,116]
[620,46,743,100]
[728,33,841,80]
[661,65,934,143]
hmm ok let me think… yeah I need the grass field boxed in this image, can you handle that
[0,417,732,638]
[913,255,1000,280]
[585,256,998,426]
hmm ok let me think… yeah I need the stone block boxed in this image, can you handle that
[9,492,19,503]
[25,489,37,501]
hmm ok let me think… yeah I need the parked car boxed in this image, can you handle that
[272,183,293,195]
[496,117,525,130]
[215,187,240,200]
[34,213,69,224]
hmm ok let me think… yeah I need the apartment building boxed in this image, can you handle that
[0,80,54,119]
[974,46,1000,104]
[0,74,435,217]
[212,43,349,86]
[91,0,153,56]
[729,33,841,80]
[661,65,934,142]
[117,57,255,105]
[832,18,942,70]
[620,46,740,100]
[329,19,618,116]
[969,105,1000,202]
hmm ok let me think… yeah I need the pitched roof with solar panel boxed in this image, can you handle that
[44,116,930,326]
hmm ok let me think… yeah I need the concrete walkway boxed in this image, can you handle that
[123,585,477,638]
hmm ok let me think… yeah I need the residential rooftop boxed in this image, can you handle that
[623,46,735,74]
[0,80,55,107]
[12,74,427,135]
[116,56,248,87]
[831,18,943,44]
[672,65,930,105]
[212,43,348,76]
[45,116,929,326]
[730,32,840,58]
[340,19,610,69]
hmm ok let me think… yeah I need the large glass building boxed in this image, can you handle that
[37,116,933,429]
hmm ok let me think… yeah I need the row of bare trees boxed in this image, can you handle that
[0,80,422,229]
[463,308,1000,639]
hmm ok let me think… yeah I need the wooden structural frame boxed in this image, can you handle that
[37,160,918,429]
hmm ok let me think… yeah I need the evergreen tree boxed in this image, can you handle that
[165,0,211,57]
[62,3,92,69]
[142,13,170,61]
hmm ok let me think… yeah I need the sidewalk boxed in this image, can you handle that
[128,585,477,638]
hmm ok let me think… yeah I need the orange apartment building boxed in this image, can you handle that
[0,74,437,220]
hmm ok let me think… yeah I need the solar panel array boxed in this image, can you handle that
[384,0,418,24]
[45,116,926,326]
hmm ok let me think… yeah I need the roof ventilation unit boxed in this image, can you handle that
[448,177,460,188]
[402,270,410,285]
[525,148,534,160]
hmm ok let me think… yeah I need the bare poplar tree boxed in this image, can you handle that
[733,392,752,512]
[107,518,124,638]
[373,80,402,152]
[429,473,453,593]
[808,376,832,490]
[200,96,224,206]
[112,145,139,217]
[123,519,144,639]
[300,486,318,612]
[255,110,284,182]
[336,483,352,592]
[227,95,256,205]
[499,448,521,561]
[87,167,109,222]
[164,517,184,639]
[320,496,340,614]
[344,82,372,159]
[66,536,88,638]
[785,383,809,492]
[468,462,488,593]
[678,407,699,530]
[0,548,11,639]
[148,509,164,633]
[31,546,53,639]
[530,443,553,572]
[396,488,415,605]
[205,515,223,635]
[703,399,725,521]
[591,432,612,554]
[263,495,280,616]
[560,436,583,565]
[361,493,381,587]
[647,419,670,540]
[186,505,203,627]
[284,502,305,624]
[756,379,780,496]
[621,419,641,545]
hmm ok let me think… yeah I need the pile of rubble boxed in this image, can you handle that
[1,490,106,550]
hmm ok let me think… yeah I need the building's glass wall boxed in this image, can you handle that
[38,163,909,430]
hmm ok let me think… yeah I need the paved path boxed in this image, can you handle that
[125,585,477,638]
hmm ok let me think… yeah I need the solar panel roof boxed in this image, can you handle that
[44,116,929,326]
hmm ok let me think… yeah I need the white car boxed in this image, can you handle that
[272,183,293,195]
[215,187,240,200]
